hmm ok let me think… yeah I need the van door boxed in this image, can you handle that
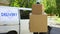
[0,6,20,33]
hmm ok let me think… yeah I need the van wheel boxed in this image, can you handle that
[7,31,17,34]
[48,26,52,34]
[33,32,38,34]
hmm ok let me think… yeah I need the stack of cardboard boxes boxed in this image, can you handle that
[29,4,48,32]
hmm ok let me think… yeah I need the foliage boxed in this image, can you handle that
[41,0,57,15]
[9,0,20,7]
[56,0,60,17]
[9,0,36,8]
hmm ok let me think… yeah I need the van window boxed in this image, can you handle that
[20,10,31,19]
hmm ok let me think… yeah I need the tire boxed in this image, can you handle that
[39,32,48,34]
[48,26,52,34]
[7,31,17,34]
[33,32,38,34]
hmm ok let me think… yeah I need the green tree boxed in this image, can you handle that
[56,0,60,17]
[9,0,36,8]
[41,0,57,16]
[9,0,20,7]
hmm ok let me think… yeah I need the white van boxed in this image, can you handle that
[0,6,33,34]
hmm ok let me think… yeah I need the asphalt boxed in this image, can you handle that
[50,27,60,34]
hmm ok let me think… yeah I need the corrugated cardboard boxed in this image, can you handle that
[29,15,47,32]
[32,4,44,15]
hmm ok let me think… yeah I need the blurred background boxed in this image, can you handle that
[0,0,60,34]
[0,0,60,22]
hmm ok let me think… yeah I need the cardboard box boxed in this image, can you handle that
[32,4,44,15]
[29,15,47,32]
